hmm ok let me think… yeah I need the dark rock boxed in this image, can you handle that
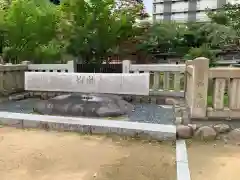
[40,93,48,100]
[194,126,217,141]
[188,124,200,131]
[34,93,134,118]
[213,123,231,134]
[9,94,25,101]
[177,125,193,139]
[122,96,133,102]
[227,128,240,141]
[23,92,30,98]
[165,98,178,105]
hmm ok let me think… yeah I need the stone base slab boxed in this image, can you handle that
[0,112,176,141]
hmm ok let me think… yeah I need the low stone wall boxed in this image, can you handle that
[167,98,240,144]
[0,64,27,96]
[0,112,176,141]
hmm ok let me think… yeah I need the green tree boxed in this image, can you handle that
[4,0,60,63]
[184,44,216,67]
[59,0,140,64]
[137,21,191,57]
[204,3,240,50]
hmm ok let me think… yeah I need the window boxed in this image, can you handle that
[172,1,188,12]
[197,0,217,10]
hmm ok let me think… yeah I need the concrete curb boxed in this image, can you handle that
[0,111,176,141]
[176,140,191,180]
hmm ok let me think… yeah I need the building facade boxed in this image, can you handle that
[152,0,240,22]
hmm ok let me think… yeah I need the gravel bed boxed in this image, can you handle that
[129,103,174,125]
[0,99,175,125]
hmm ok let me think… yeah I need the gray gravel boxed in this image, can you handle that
[128,103,174,125]
[0,99,175,125]
[0,98,38,114]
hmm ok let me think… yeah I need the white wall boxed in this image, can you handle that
[153,0,164,3]
[227,0,240,4]
[152,0,215,22]
[171,13,188,22]
[172,1,188,12]
[197,0,218,10]
[155,14,164,20]
[155,4,164,13]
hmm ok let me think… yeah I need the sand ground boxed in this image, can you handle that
[0,127,176,180]
[188,141,240,180]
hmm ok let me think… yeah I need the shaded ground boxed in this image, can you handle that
[187,141,240,180]
[0,127,176,180]
[0,98,175,125]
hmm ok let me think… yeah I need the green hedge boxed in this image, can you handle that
[207,95,228,107]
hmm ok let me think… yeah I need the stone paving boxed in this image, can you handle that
[0,99,175,125]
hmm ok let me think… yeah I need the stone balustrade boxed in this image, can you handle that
[0,63,27,95]
[122,60,186,97]
[185,57,240,119]
[1,58,240,120]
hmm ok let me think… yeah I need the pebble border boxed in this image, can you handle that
[167,98,240,142]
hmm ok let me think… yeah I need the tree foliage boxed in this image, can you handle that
[2,0,60,63]
[205,3,240,50]
[0,0,239,65]
[137,3,240,64]
[0,0,146,63]
[59,0,140,64]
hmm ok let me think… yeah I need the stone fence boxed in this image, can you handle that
[0,61,75,96]
[3,58,240,121]
[185,57,240,120]
[0,63,27,95]
[122,60,186,97]
[22,60,75,72]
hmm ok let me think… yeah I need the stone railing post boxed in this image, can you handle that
[0,65,4,94]
[184,60,193,106]
[67,60,75,72]
[21,61,31,69]
[191,57,209,119]
[21,61,31,65]
[21,61,31,90]
[122,60,131,73]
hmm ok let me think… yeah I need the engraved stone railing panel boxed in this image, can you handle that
[213,78,226,110]
[0,64,27,95]
[190,57,209,118]
[25,72,150,95]
[229,79,240,110]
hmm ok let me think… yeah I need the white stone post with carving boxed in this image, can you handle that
[191,57,209,119]
[67,60,75,72]
[122,60,131,73]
